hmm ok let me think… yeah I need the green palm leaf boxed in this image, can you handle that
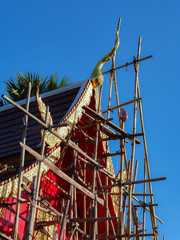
[2,71,71,104]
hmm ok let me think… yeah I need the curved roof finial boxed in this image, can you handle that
[90,18,121,88]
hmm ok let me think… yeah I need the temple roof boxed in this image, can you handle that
[0,80,88,163]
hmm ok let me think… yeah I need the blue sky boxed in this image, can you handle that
[0,1,179,239]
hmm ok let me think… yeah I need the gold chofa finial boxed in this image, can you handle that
[90,18,121,88]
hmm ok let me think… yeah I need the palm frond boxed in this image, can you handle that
[3,71,71,102]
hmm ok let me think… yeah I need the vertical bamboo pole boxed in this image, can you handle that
[34,106,49,223]
[59,141,77,240]
[96,171,117,239]
[112,18,122,128]
[90,85,102,240]
[142,159,146,240]
[136,60,158,239]
[105,19,121,238]
[83,163,87,233]
[74,186,78,239]
[59,182,71,239]
[118,119,124,236]
[25,107,49,239]
[128,36,141,239]
[132,161,139,240]
[27,176,37,240]
[132,161,139,194]
[123,161,130,235]
[13,82,31,240]
[105,65,113,238]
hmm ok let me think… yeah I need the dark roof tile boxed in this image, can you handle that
[0,81,87,161]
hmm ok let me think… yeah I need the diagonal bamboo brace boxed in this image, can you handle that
[20,142,104,206]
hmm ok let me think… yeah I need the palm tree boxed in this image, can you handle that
[0,71,71,106]
[46,72,71,92]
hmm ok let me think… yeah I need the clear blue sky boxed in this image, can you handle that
[0,1,179,239]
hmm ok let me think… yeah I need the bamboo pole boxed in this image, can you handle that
[96,171,117,239]
[106,63,114,238]
[59,145,77,240]
[118,119,125,236]
[128,36,141,239]
[0,232,13,240]
[74,185,78,239]
[102,55,153,75]
[142,159,146,240]
[90,85,102,240]
[28,107,49,237]
[136,66,159,239]
[102,98,142,114]
[27,176,37,240]
[70,217,117,223]
[13,82,31,240]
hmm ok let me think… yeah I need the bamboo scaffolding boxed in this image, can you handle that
[82,106,141,144]
[20,142,104,206]
[0,25,166,239]
[1,95,113,179]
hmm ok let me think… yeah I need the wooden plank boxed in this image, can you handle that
[20,142,104,206]
[82,106,141,144]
